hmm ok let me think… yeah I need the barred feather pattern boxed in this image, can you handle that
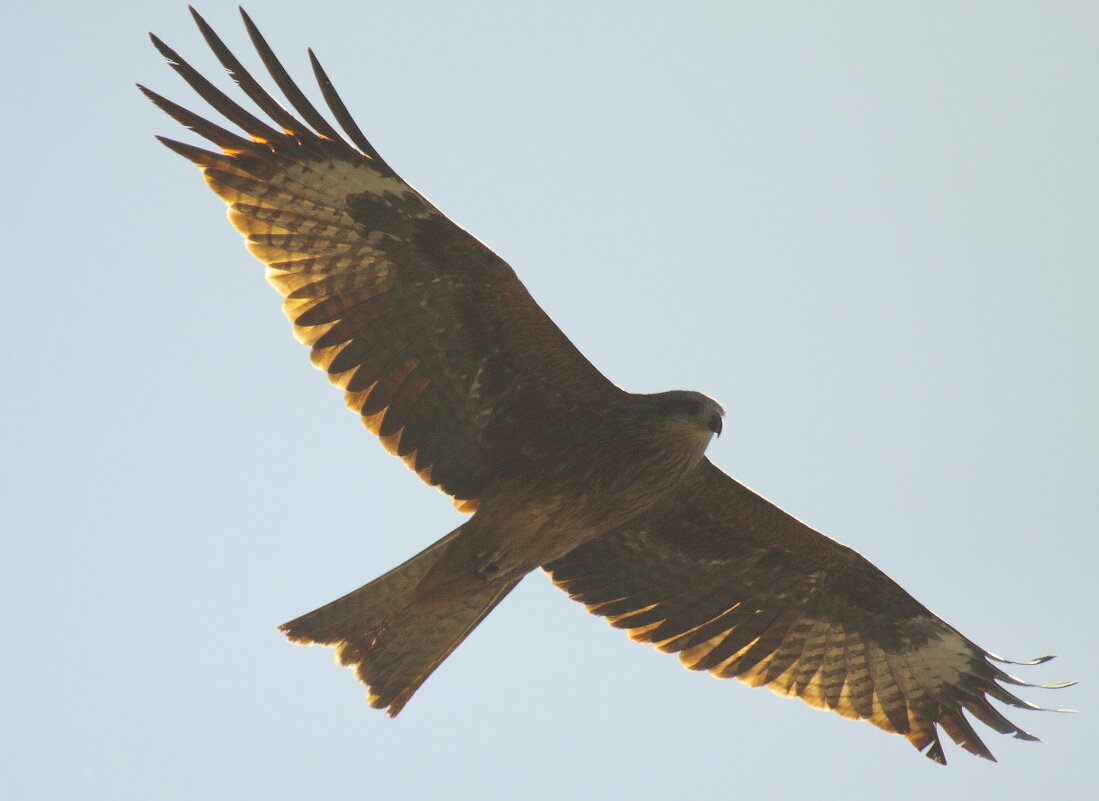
[141,7,617,508]
[547,460,1069,764]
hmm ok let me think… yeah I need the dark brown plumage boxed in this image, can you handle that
[144,7,1070,763]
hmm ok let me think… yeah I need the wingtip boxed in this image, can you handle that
[154,135,219,165]
[148,31,174,60]
[989,652,1057,666]
[986,651,1075,696]
[1038,679,1078,691]
[238,5,257,31]
[189,6,211,32]
[1012,730,1045,743]
[137,83,166,106]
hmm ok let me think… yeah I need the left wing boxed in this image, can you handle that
[546,459,1070,764]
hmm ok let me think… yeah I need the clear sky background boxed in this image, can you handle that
[3,1,1095,798]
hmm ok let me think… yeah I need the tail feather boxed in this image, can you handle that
[348,578,519,714]
[279,526,521,715]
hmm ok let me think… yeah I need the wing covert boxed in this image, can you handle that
[547,459,1070,764]
[143,8,619,508]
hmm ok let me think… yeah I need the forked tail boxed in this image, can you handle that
[279,525,520,715]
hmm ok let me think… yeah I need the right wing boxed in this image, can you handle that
[142,8,621,509]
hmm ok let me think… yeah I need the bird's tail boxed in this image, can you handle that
[279,524,521,716]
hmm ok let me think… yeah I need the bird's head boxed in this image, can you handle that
[641,389,724,439]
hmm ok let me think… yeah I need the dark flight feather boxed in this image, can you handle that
[547,460,1071,764]
[147,8,618,507]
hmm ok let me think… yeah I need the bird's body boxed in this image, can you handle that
[283,386,722,712]
[144,7,1070,764]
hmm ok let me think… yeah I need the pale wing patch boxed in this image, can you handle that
[147,11,505,513]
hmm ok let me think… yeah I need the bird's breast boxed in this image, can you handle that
[470,418,713,573]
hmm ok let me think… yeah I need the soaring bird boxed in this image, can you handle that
[142,7,1070,764]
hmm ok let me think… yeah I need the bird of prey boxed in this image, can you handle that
[142,8,1070,764]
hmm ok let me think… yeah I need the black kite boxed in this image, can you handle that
[142,8,1071,764]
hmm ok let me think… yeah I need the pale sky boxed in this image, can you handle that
[3,2,1095,799]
